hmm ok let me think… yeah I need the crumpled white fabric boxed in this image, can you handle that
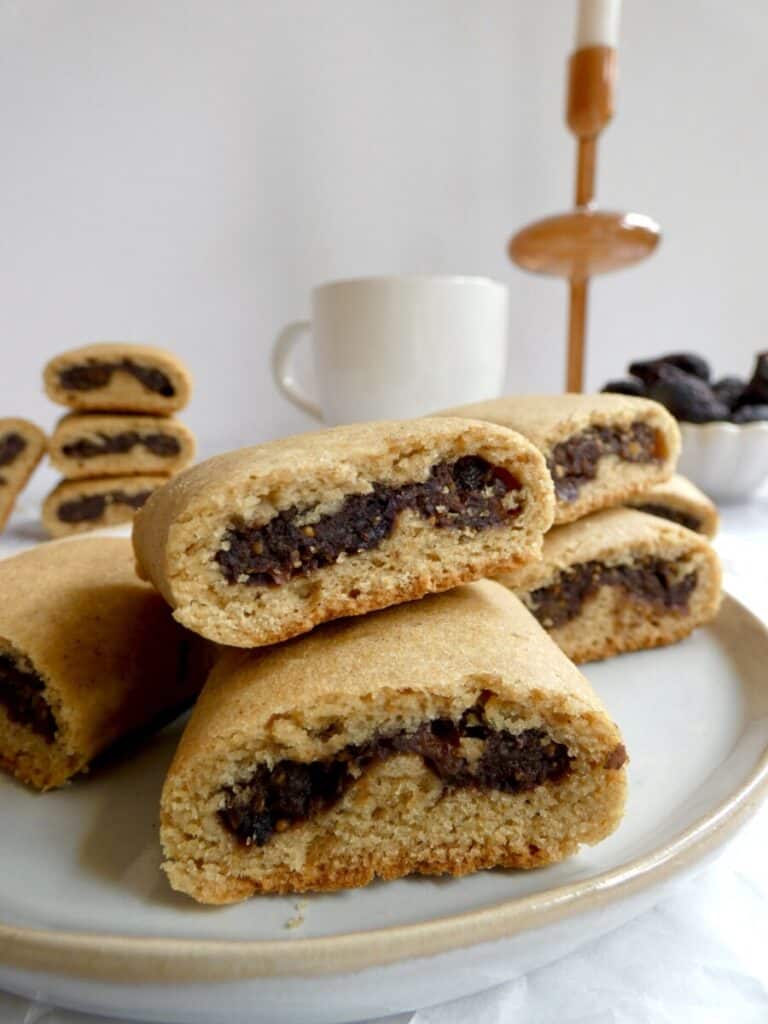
[373,809,768,1023]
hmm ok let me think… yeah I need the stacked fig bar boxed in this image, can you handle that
[437,393,722,663]
[0,393,723,908]
[127,416,629,903]
[42,343,196,536]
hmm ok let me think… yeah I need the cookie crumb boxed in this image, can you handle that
[285,900,308,930]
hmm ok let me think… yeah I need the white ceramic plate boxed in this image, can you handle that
[0,594,767,1024]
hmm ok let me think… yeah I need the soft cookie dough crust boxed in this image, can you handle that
[627,473,719,538]
[43,474,170,538]
[0,537,196,790]
[48,412,196,479]
[497,507,722,663]
[132,418,556,648]
[0,418,46,532]
[160,580,627,903]
[434,394,681,524]
[43,343,192,414]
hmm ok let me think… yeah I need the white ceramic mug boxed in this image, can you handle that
[271,275,509,424]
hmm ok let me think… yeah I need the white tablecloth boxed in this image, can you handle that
[1,496,766,1024]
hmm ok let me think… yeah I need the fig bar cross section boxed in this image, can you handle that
[132,418,556,648]
[44,343,193,415]
[498,507,722,664]
[49,413,197,480]
[160,580,627,903]
[435,394,680,525]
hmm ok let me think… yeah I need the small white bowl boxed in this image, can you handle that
[678,420,768,501]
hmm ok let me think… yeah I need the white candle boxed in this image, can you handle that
[575,0,621,48]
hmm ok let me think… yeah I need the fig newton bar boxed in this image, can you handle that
[43,474,169,538]
[132,418,555,648]
[498,507,722,663]
[0,537,201,790]
[436,394,681,525]
[44,343,192,414]
[49,413,196,480]
[160,580,627,903]
[627,473,718,538]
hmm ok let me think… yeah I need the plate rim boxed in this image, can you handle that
[0,593,766,983]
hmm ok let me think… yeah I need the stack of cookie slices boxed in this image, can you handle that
[127,416,631,903]
[41,343,196,537]
[439,394,722,663]
[0,396,723,907]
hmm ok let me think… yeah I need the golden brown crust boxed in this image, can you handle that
[133,418,556,647]
[164,834,594,902]
[433,394,681,524]
[0,419,46,533]
[0,537,200,790]
[176,580,607,750]
[43,343,192,414]
[42,474,170,538]
[161,581,627,902]
[48,413,196,479]
[497,507,722,663]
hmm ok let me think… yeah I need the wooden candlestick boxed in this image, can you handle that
[508,43,660,392]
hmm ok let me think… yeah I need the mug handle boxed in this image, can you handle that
[271,320,323,421]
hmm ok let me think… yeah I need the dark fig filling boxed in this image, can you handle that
[0,653,57,742]
[548,422,660,502]
[219,698,588,847]
[215,456,522,587]
[632,503,702,533]
[0,432,26,469]
[525,557,698,630]
[57,488,153,523]
[58,360,175,397]
[62,431,181,460]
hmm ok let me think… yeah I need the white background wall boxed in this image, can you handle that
[2,0,768,457]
